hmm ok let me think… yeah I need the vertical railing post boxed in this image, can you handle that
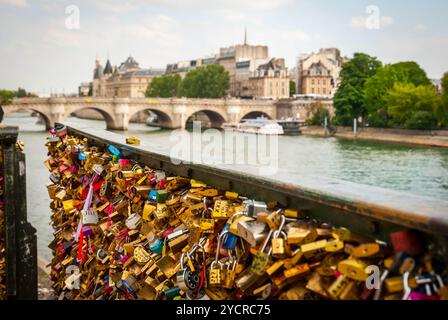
[0,126,37,300]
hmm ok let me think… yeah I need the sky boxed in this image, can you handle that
[0,0,447,94]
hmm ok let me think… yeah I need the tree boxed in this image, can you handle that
[306,102,330,126]
[289,80,296,97]
[437,72,448,127]
[333,53,382,126]
[16,87,27,98]
[146,74,182,98]
[0,89,15,104]
[386,83,441,129]
[180,65,229,98]
[364,62,431,127]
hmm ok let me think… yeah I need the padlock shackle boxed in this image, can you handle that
[215,231,228,263]
[261,229,274,254]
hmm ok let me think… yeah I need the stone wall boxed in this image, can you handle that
[73,109,149,123]
[301,126,448,148]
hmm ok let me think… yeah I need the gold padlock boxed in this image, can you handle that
[212,200,230,219]
[287,227,318,245]
[337,259,368,281]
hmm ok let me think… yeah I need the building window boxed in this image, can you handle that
[311,79,315,85]
[311,88,315,94]
[323,88,326,95]
[323,79,326,85]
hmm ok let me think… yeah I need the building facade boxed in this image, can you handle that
[165,55,218,78]
[78,82,91,96]
[296,48,348,97]
[217,44,269,97]
[92,56,165,98]
[245,58,290,100]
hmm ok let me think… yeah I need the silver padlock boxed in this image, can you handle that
[243,199,267,217]
[237,220,269,247]
[176,252,200,293]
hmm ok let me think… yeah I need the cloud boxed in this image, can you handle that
[95,1,138,13]
[122,15,184,49]
[280,30,311,42]
[351,15,394,29]
[0,0,28,7]
[415,24,428,31]
[143,0,292,10]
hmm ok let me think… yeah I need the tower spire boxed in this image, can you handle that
[244,26,247,45]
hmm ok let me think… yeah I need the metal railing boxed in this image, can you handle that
[63,124,448,255]
[0,125,37,300]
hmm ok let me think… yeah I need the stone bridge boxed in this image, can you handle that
[2,97,282,130]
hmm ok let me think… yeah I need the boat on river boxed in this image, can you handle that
[224,118,284,135]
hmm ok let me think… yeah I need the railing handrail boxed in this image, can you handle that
[63,123,448,242]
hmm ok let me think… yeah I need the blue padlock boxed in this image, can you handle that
[150,239,164,255]
[148,190,158,202]
[107,145,123,158]
[164,286,180,299]
[221,225,238,250]
[122,280,137,295]
[78,152,87,161]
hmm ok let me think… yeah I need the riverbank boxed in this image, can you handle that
[37,256,53,300]
[302,126,448,148]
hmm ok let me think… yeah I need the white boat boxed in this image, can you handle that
[224,118,284,135]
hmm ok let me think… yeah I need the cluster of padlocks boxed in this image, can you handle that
[45,127,448,300]
[0,145,5,300]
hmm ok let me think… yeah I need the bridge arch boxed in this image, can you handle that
[66,105,116,129]
[2,106,53,130]
[127,107,174,129]
[239,111,272,122]
[184,109,227,129]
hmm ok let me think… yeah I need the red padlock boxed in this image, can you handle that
[390,230,423,256]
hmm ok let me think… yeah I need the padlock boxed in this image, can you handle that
[222,257,237,289]
[237,220,269,247]
[208,232,226,286]
[176,253,200,293]
[283,263,310,280]
[208,261,224,287]
[301,239,328,260]
[287,227,318,245]
[351,243,381,258]
[212,200,230,219]
[272,224,287,258]
[251,230,273,276]
[265,209,283,230]
[242,199,267,217]
[337,259,369,281]
[221,225,238,250]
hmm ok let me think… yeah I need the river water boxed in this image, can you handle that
[3,113,448,260]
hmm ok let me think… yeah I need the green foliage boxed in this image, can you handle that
[386,83,441,129]
[16,87,27,98]
[334,53,382,125]
[404,111,437,130]
[438,72,448,126]
[363,61,431,127]
[289,81,296,97]
[180,65,229,98]
[442,72,448,97]
[88,85,93,97]
[306,102,330,126]
[0,89,15,104]
[146,74,182,98]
